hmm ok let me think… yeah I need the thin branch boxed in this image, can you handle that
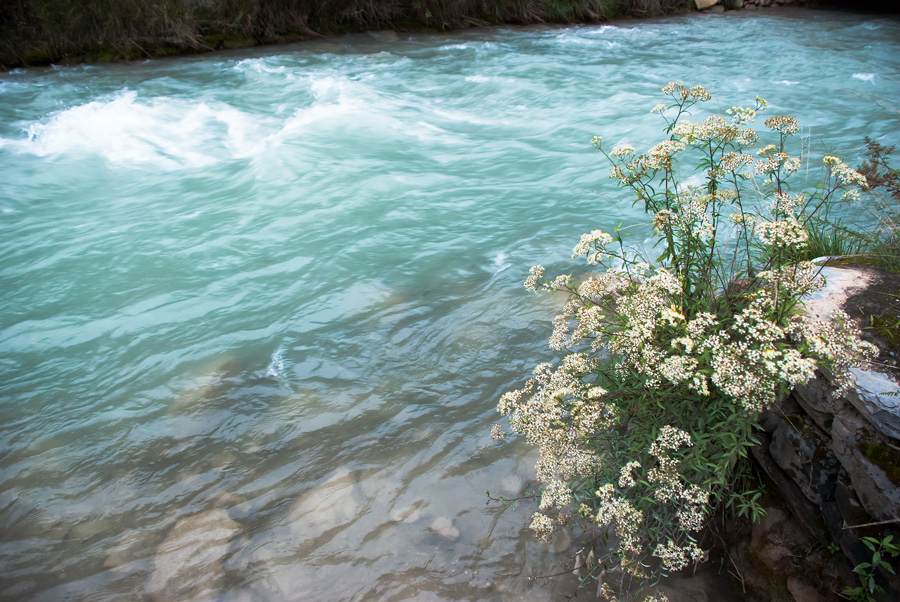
[842,518,900,530]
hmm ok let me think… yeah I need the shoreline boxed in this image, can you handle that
[3,0,894,73]
[0,0,791,73]
[1,1,686,72]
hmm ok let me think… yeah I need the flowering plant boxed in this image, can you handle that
[494,82,876,600]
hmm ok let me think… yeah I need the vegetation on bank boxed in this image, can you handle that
[0,0,690,70]
[492,82,895,600]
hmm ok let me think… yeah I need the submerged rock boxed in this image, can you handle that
[429,516,459,541]
[146,509,240,600]
[286,466,369,541]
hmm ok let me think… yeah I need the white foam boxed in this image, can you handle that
[233,58,286,75]
[432,108,505,127]
[774,80,799,86]
[266,348,285,378]
[465,75,492,83]
[0,80,28,94]
[490,251,511,274]
[853,73,876,84]
[556,34,596,46]
[2,90,268,169]
[437,43,470,51]
[682,173,707,188]
[273,75,449,145]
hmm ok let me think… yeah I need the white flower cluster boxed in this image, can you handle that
[823,155,867,187]
[572,229,614,264]
[788,310,878,395]
[704,293,818,412]
[649,425,693,455]
[524,264,544,293]
[645,139,686,170]
[619,461,642,488]
[651,188,721,243]
[728,211,755,231]
[720,151,754,174]
[530,511,554,541]
[661,81,711,102]
[726,105,758,126]
[764,115,800,135]
[757,262,824,298]
[540,478,574,511]
[756,217,809,249]
[578,272,628,299]
[771,191,804,214]
[498,352,611,520]
[610,145,635,158]
[678,485,710,532]
[755,151,800,177]
[653,539,704,572]
[673,115,739,145]
[596,484,644,556]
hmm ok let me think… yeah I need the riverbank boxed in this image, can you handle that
[0,0,691,71]
[4,0,894,71]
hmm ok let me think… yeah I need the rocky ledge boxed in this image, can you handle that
[728,263,900,602]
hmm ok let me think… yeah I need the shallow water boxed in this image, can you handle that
[1,8,899,601]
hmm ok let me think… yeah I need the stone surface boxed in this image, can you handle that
[845,367,900,439]
[820,500,843,541]
[695,0,717,8]
[752,433,828,543]
[747,264,900,601]
[786,576,821,602]
[770,414,839,505]
[831,411,900,521]
[706,4,726,11]
[834,470,870,532]
[759,393,803,433]
[792,377,836,432]
[801,264,874,321]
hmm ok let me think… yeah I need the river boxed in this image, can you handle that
[1,7,899,601]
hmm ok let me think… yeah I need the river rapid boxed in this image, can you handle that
[1,7,899,601]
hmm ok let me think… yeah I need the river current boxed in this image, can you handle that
[1,8,899,601]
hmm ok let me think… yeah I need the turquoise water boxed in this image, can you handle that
[1,8,899,601]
